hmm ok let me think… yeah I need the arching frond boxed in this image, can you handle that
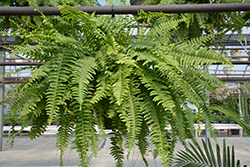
[142,88,171,166]
[126,80,142,151]
[112,64,131,106]
[46,51,74,124]
[71,57,97,109]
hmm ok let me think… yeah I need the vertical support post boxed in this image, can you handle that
[238,83,243,117]
[203,65,209,146]
[238,83,246,137]
[0,50,5,151]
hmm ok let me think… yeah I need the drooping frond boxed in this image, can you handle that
[112,64,131,106]
[70,100,93,166]
[56,109,74,166]
[126,80,142,152]
[137,120,149,167]
[139,67,176,111]
[141,88,171,166]
[110,133,124,167]
[46,51,75,124]
[71,57,97,109]
[28,108,48,139]
[90,74,111,104]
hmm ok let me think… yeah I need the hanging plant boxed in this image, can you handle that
[222,66,233,75]
[2,7,233,167]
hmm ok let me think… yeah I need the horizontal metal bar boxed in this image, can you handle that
[4,77,29,80]
[215,48,250,50]
[0,2,249,16]
[0,62,42,66]
[215,74,250,77]
[0,81,25,83]
[213,61,250,65]
[2,75,250,83]
[227,56,249,58]
[218,77,250,81]
[0,61,248,66]
[1,77,250,84]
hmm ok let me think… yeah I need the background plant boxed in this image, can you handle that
[209,84,250,135]
[174,138,248,167]
[141,0,250,49]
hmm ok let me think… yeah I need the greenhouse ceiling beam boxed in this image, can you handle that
[213,61,250,65]
[0,81,25,83]
[2,76,250,84]
[0,77,29,83]
[215,74,250,76]
[0,61,250,66]
[0,62,42,66]
[218,77,250,82]
[0,2,250,16]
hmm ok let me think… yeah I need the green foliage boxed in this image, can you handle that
[0,0,99,34]
[209,105,250,137]
[143,0,249,48]
[209,85,250,137]
[174,138,247,167]
[110,132,125,167]
[3,7,232,167]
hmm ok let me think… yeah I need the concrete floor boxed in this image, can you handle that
[0,135,250,167]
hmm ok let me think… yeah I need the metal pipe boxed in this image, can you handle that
[0,2,250,16]
[0,62,43,66]
[4,77,29,80]
[0,51,4,151]
[213,61,250,65]
[219,77,250,81]
[215,74,250,76]
[0,61,249,66]
[1,77,250,83]
[0,81,25,83]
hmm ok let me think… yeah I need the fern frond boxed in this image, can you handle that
[126,80,142,152]
[172,100,187,144]
[46,50,75,124]
[71,57,96,110]
[139,67,175,111]
[138,120,149,167]
[110,132,124,167]
[148,19,184,44]
[28,109,49,139]
[71,101,92,166]
[90,75,111,104]
[142,88,171,166]
[170,44,231,67]
[112,64,131,106]
[56,110,74,166]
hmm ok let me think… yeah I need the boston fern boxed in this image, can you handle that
[3,7,231,167]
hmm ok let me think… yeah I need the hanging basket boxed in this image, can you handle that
[222,67,232,74]
[230,50,242,56]
[238,57,248,61]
